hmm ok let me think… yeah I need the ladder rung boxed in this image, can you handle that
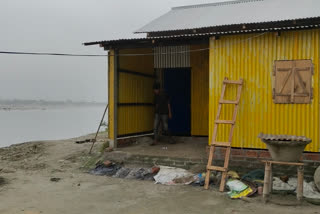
[215,120,235,125]
[207,166,227,172]
[212,142,231,147]
[223,80,243,85]
[220,100,239,104]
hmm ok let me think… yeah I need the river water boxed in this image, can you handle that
[0,106,106,148]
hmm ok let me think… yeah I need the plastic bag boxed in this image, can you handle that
[153,166,195,185]
[226,179,254,199]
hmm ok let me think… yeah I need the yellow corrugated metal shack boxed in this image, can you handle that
[84,0,320,152]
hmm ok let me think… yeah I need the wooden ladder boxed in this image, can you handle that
[204,77,243,192]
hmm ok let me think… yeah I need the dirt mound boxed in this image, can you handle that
[0,142,45,161]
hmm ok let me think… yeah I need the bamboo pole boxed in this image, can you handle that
[89,104,108,154]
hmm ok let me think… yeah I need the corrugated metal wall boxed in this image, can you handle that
[118,48,154,136]
[190,44,209,136]
[154,46,190,68]
[209,29,319,152]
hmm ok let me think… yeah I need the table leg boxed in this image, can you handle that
[269,164,273,193]
[297,165,304,202]
[263,162,271,203]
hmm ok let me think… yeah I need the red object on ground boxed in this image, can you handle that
[151,167,160,174]
[103,160,112,167]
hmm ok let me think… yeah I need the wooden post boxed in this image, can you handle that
[263,162,271,203]
[204,146,215,190]
[112,49,119,148]
[297,165,304,202]
[269,164,273,193]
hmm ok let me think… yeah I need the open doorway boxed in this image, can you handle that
[163,68,191,136]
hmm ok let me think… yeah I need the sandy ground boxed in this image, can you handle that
[0,134,319,214]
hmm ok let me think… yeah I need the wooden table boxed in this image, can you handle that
[261,160,304,203]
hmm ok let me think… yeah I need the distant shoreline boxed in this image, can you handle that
[0,103,106,111]
[0,99,107,111]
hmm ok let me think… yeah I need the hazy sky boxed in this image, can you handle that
[0,0,226,102]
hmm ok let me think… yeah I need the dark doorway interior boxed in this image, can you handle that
[163,68,191,136]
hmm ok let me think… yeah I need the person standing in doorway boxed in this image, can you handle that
[152,81,172,145]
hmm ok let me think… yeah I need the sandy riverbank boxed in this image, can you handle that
[0,134,319,214]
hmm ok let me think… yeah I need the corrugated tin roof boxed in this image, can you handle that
[258,133,312,142]
[136,0,320,33]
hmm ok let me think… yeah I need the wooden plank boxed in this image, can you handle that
[274,93,309,97]
[219,100,238,104]
[274,60,293,103]
[279,69,293,94]
[207,166,227,172]
[294,60,312,103]
[261,160,304,166]
[204,145,215,190]
[220,146,231,192]
[215,120,235,124]
[212,142,231,147]
[223,80,243,85]
[291,61,296,103]
[218,79,228,107]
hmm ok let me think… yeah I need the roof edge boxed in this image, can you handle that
[84,23,320,48]
[171,0,264,10]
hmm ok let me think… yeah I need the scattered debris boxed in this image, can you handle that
[303,181,320,200]
[112,168,131,179]
[226,179,254,199]
[280,175,289,183]
[103,160,112,167]
[151,166,160,174]
[90,163,121,176]
[90,162,157,181]
[88,160,320,202]
[287,178,320,199]
[273,177,295,191]
[50,177,61,182]
[192,171,220,186]
[315,166,320,191]
[241,169,264,182]
[227,171,240,179]
[153,166,196,185]
[125,168,154,180]
[272,176,320,201]
[75,139,92,144]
